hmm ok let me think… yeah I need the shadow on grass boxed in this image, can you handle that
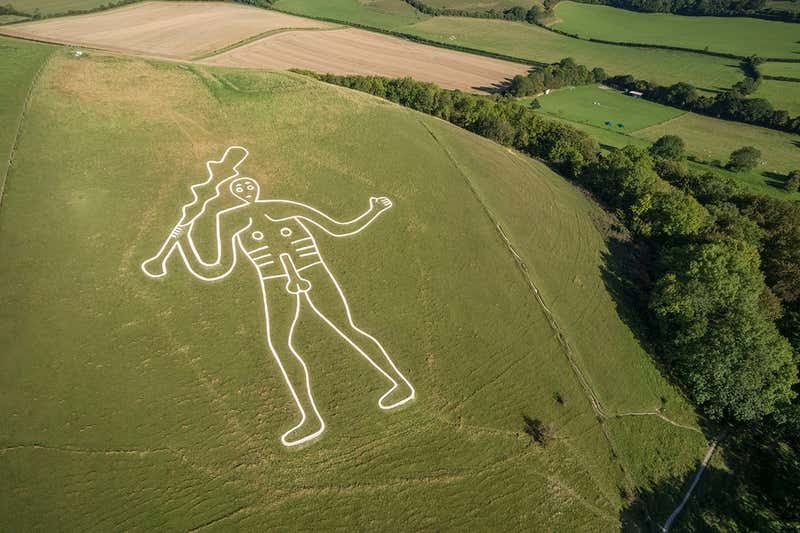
[620,431,800,532]
[600,229,800,531]
[764,170,790,191]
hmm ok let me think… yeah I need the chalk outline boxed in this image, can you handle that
[141,147,415,447]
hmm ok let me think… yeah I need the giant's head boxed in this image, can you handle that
[229,177,260,203]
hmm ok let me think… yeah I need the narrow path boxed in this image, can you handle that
[661,432,725,531]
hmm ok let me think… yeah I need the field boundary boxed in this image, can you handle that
[0,50,50,212]
[266,5,541,66]
[191,25,342,61]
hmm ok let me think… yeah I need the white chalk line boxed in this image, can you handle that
[141,148,414,447]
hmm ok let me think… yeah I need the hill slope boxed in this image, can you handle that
[0,43,708,529]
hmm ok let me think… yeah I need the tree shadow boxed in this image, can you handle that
[763,170,789,191]
[621,431,800,531]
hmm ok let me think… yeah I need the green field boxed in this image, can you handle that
[6,0,115,15]
[424,0,536,9]
[761,61,800,78]
[535,84,685,132]
[398,18,744,90]
[552,1,800,59]
[531,85,800,198]
[0,36,713,529]
[272,0,429,29]
[753,79,800,116]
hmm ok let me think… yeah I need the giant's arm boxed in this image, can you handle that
[262,197,391,237]
[143,210,250,281]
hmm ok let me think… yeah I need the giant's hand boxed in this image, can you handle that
[140,224,188,278]
[369,196,393,215]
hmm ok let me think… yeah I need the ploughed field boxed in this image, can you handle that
[0,37,708,530]
[0,1,530,92]
[0,1,333,59]
[201,26,530,92]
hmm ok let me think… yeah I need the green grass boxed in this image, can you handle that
[552,1,800,59]
[273,0,744,90]
[535,85,685,132]
[0,47,708,529]
[7,0,116,15]
[761,61,800,78]
[0,36,52,189]
[424,0,537,9]
[402,17,743,89]
[635,113,800,196]
[753,79,800,115]
[525,84,800,198]
[273,0,429,29]
[0,15,28,24]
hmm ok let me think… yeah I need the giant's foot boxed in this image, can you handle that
[280,415,325,447]
[378,380,415,410]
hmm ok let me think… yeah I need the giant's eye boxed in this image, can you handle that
[235,187,243,193]
[247,185,254,190]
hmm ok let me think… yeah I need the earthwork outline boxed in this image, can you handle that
[141,146,415,446]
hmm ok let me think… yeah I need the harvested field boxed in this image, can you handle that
[202,27,531,92]
[0,1,333,59]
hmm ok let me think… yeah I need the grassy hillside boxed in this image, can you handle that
[0,42,708,529]
[552,1,800,59]
[0,37,52,190]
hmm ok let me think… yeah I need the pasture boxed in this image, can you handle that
[271,0,429,29]
[0,41,708,529]
[534,85,684,132]
[753,79,800,116]
[398,17,743,90]
[551,1,800,59]
[5,0,112,15]
[0,1,333,59]
[531,84,800,197]
[202,27,529,92]
[424,0,537,9]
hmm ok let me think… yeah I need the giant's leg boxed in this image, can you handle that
[301,265,415,409]
[260,277,325,446]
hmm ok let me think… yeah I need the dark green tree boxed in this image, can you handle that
[728,146,761,172]
[649,134,685,160]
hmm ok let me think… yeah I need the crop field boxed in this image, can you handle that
[202,27,530,92]
[0,1,333,60]
[0,36,713,529]
[535,85,685,132]
[551,1,800,59]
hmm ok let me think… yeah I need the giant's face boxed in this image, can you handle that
[230,177,260,203]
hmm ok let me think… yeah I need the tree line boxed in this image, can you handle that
[572,0,800,20]
[297,70,799,525]
[506,57,607,97]
[506,56,800,133]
